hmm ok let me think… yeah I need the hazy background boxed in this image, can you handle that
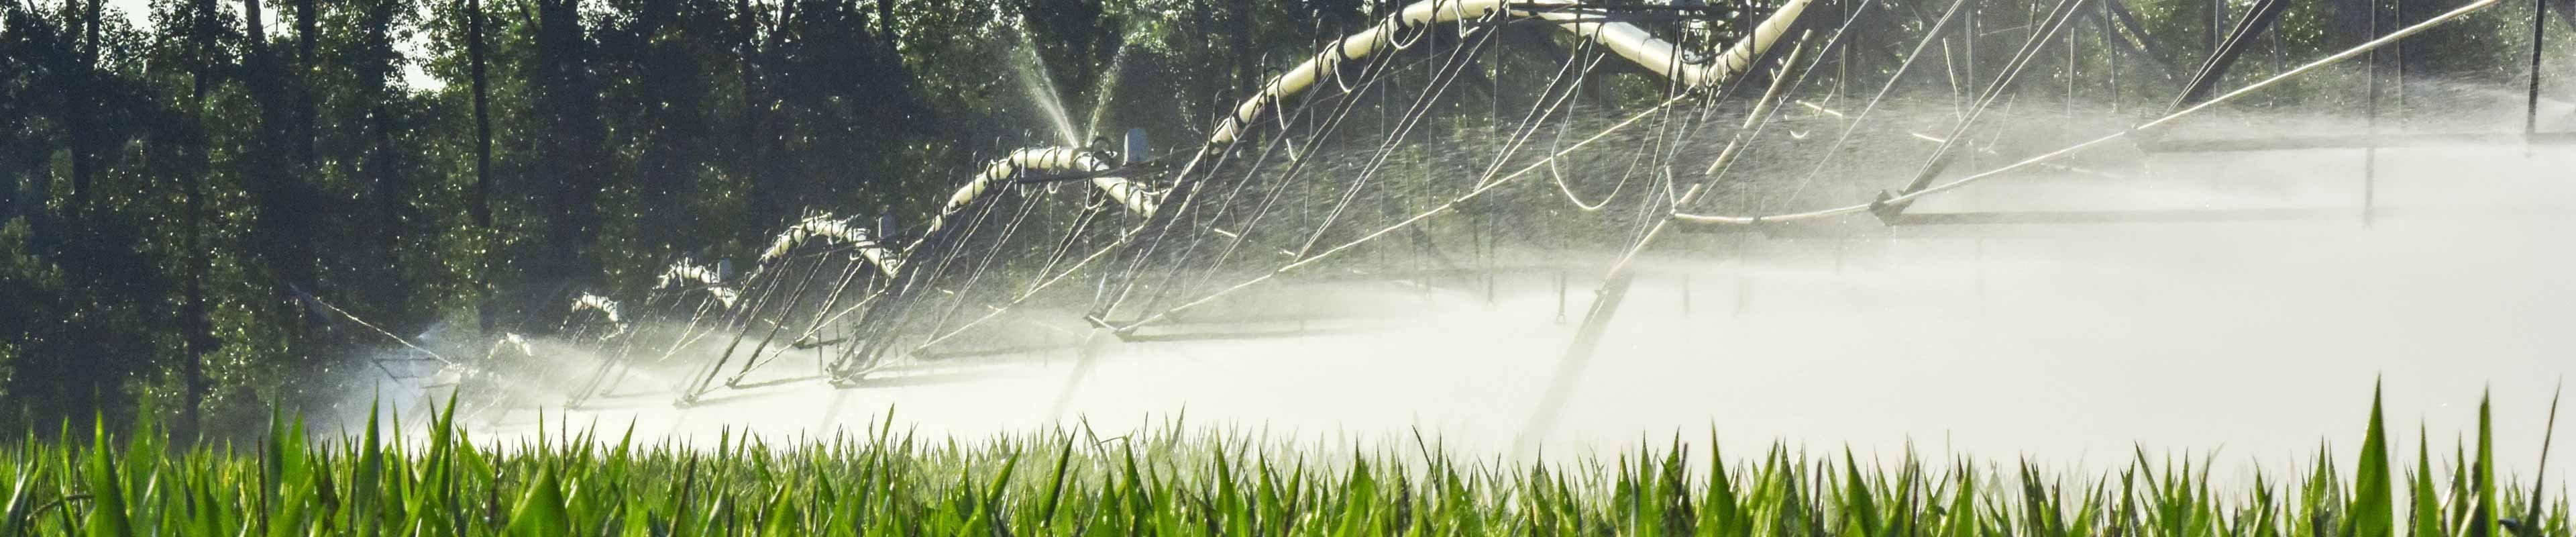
[480,133,2576,482]
[54,0,2573,483]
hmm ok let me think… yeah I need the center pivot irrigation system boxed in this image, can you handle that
[402,0,2565,418]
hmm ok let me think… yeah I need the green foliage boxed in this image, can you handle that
[0,0,1397,432]
[2349,381,2398,537]
[0,388,2553,535]
[0,0,2563,436]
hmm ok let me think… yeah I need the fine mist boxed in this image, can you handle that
[413,95,2576,485]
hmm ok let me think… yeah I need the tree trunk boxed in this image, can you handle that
[237,0,314,421]
[296,0,319,166]
[877,0,896,54]
[535,0,606,289]
[374,100,402,265]
[181,0,222,438]
[469,0,496,334]
[737,0,778,244]
[1229,0,1254,95]
[361,0,409,318]
[62,0,98,224]
[469,0,493,230]
[246,0,264,54]
[637,0,679,254]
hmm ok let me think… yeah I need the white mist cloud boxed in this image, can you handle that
[387,93,2576,486]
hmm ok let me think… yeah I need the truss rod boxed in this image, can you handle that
[1670,0,2503,225]
[1876,0,2093,221]
[2167,0,2291,112]
[2529,0,2549,139]
[883,0,1822,364]
[1776,0,1975,208]
[1116,96,1686,330]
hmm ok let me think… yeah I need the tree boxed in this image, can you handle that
[531,0,610,312]
[355,0,415,320]
[0,0,172,432]
[237,0,323,419]
[177,0,223,436]
[296,0,317,164]
[64,0,97,224]
[612,0,725,256]
[466,0,496,335]
[468,0,492,232]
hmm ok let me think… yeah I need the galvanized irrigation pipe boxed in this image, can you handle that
[758,213,903,277]
[1137,0,2498,329]
[912,147,1157,252]
[1114,0,1827,328]
[1090,0,1798,318]
[916,0,1813,249]
[916,0,1815,341]
[1199,0,1812,150]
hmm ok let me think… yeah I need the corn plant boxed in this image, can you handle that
[0,384,2565,536]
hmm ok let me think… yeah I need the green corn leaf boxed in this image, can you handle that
[2349,382,2397,537]
[1845,449,1882,537]
[757,486,797,536]
[957,449,1020,537]
[5,464,34,534]
[1954,462,1980,537]
[2473,391,2498,537]
[81,419,131,537]
[1040,434,1071,526]
[355,402,383,537]
[1705,436,1739,536]
[505,468,570,537]
[2417,424,2445,537]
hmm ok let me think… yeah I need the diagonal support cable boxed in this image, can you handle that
[2167,0,2292,113]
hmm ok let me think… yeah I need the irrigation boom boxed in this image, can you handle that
[400,0,2558,420]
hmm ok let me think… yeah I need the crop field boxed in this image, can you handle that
[0,385,2558,536]
[5,0,2573,532]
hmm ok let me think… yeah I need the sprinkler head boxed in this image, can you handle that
[1086,136,1119,164]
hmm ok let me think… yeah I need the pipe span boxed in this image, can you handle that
[761,213,903,277]
[941,147,1157,217]
[861,0,1814,341]
[1203,0,1812,148]
[916,147,1155,252]
[916,0,1812,247]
